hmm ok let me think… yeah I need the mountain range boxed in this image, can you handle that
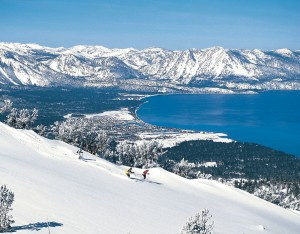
[1,42,300,92]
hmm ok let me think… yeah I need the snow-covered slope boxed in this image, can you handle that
[0,42,299,90]
[0,122,300,234]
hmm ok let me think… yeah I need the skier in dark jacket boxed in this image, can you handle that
[77,148,83,159]
[125,168,134,178]
[142,169,149,179]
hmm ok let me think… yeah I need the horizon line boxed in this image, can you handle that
[0,41,299,52]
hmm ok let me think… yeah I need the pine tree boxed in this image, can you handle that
[116,140,164,167]
[16,109,31,129]
[180,208,214,234]
[5,108,18,128]
[5,108,38,129]
[0,185,15,232]
[35,124,47,136]
[0,100,13,114]
[29,108,39,128]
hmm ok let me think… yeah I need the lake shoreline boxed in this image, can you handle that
[136,91,300,157]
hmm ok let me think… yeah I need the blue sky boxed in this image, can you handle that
[0,0,299,50]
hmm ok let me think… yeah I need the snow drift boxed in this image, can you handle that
[0,122,299,233]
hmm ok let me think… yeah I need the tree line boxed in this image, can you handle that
[161,140,300,210]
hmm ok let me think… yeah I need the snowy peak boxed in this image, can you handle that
[66,45,138,59]
[67,45,111,58]
[0,42,300,90]
[202,46,227,52]
[0,42,44,51]
[274,48,294,56]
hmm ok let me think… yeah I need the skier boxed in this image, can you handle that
[125,167,134,178]
[142,169,149,179]
[77,148,83,160]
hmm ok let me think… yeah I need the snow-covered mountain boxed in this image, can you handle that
[1,122,300,233]
[0,42,300,91]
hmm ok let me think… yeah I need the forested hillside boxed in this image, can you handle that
[161,140,300,210]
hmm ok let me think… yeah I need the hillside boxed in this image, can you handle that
[0,122,300,233]
[0,43,300,91]
[161,140,300,210]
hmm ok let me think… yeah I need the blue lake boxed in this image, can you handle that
[137,91,300,157]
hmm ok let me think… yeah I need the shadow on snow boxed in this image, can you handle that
[130,177,162,185]
[9,222,63,232]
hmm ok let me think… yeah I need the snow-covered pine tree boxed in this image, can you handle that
[116,140,164,168]
[35,124,47,136]
[16,109,31,129]
[180,208,214,234]
[0,100,13,114]
[116,141,135,166]
[29,108,39,128]
[51,117,113,158]
[5,107,38,129]
[139,141,164,168]
[5,108,18,128]
[0,185,15,232]
[95,130,111,156]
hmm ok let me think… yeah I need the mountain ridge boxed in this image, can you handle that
[0,42,300,91]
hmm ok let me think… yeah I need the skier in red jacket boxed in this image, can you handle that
[142,169,149,179]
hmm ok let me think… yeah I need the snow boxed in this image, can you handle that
[0,123,300,233]
[1,42,300,91]
[275,48,293,56]
[63,113,72,119]
[138,131,232,148]
[84,108,135,121]
[200,162,217,167]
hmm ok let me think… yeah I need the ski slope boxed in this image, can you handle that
[0,122,299,234]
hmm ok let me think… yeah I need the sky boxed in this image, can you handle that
[0,0,299,50]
